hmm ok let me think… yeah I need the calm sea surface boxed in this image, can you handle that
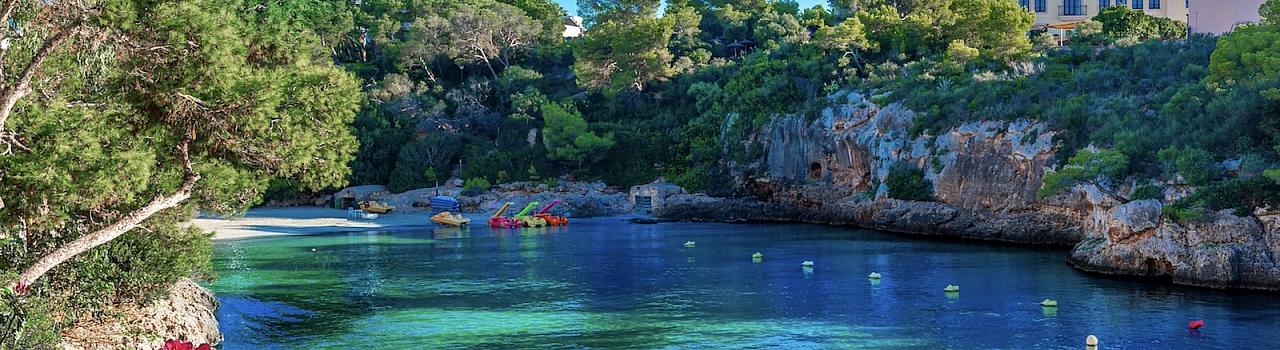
[210,219,1280,349]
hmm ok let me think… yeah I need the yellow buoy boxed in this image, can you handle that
[868,272,882,279]
[1040,299,1058,307]
[752,252,763,260]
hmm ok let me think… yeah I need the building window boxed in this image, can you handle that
[1117,0,1127,6]
[1063,0,1085,15]
[1036,0,1046,12]
[1133,0,1143,9]
[1021,0,1030,10]
[1100,0,1110,7]
[1150,0,1160,8]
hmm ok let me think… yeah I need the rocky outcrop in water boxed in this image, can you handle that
[1068,200,1280,290]
[657,90,1280,290]
[60,279,220,349]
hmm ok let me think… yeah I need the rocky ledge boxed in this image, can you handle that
[655,193,1081,245]
[60,278,221,350]
[328,180,633,218]
[1068,200,1280,291]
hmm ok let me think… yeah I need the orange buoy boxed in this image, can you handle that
[1188,319,1204,329]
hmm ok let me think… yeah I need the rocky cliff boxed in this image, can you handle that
[655,90,1280,291]
[661,91,1083,245]
[758,91,1058,213]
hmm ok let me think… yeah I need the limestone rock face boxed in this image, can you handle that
[759,92,1056,213]
[1068,201,1280,290]
[678,91,1079,245]
[61,279,221,350]
[655,90,1280,290]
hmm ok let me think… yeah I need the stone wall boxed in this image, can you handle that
[629,180,687,213]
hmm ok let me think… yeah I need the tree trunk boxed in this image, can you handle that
[418,58,437,82]
[476,47,498,80]
[9,140,200,294]
[0,21,77,138]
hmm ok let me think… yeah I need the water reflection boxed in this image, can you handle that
[212,220,1280,349]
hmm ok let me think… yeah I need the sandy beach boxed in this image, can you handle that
[194,207,490,240]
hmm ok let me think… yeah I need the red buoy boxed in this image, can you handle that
[1188,320,1204,329]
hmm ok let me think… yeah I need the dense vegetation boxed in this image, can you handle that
[2,0,359,346]
[3,0,1280,346]
[288,0,1047,196]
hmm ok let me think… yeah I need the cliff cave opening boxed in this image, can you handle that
[808,162,822,180]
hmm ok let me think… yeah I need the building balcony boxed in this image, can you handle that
[1059,5,1088,17]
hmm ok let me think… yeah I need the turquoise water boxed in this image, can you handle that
[211,219,1280,349]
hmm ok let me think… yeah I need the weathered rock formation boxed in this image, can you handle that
[1068,200,1280,290]
[60,278,221,349]
[662,91,1082,245]
[655,90,1280,290]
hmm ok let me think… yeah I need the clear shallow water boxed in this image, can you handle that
[211,219,1280,349]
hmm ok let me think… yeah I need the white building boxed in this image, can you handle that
[1019,0,1190,26]
[1188,0,1265,34]
[563,16,584,39]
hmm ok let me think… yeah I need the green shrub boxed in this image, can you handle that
[1093,6,1188,41]
[885,162,933,201]
[462,177,492,196]
[464,177,492,192]
[1158,146,1215,186]
[1180,177,1280,216]
[1,210,213,346]
[260,178,303,204]
[1130,184,1164,201]
[1038,149,1130,197]
[542,177,561,188]
[1162,205,1208,223]
[0,286,59,350]
[388,134,462,192]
